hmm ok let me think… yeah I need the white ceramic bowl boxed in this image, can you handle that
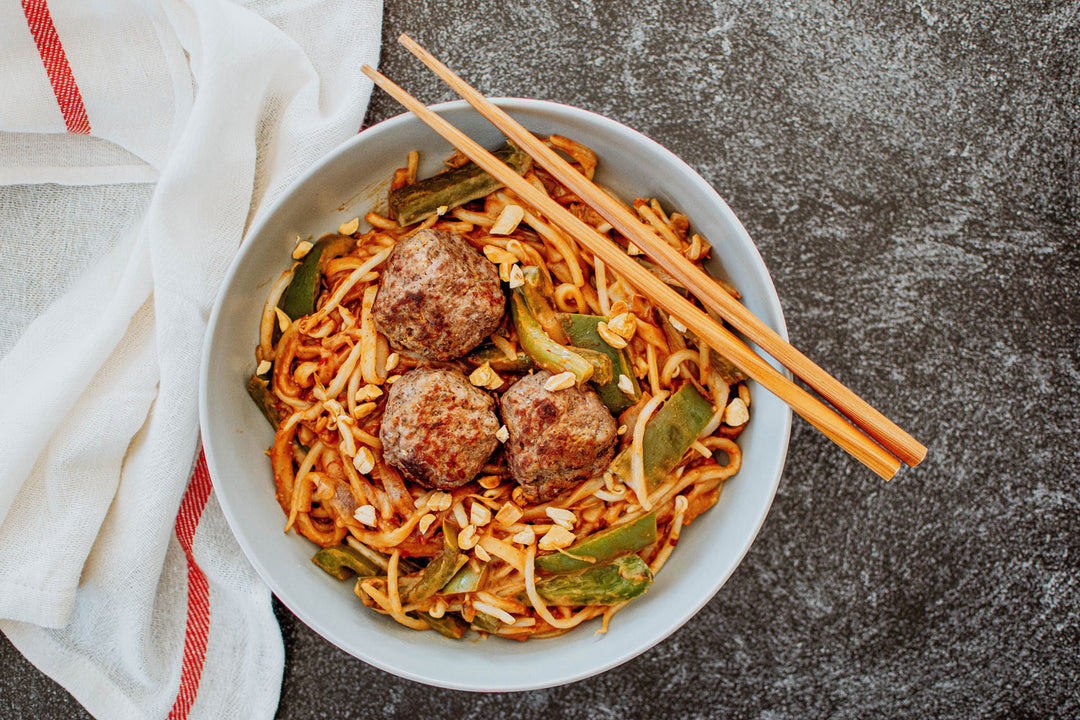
[200,98,791,691]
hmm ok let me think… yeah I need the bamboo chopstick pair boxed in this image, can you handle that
[361,34,926,480]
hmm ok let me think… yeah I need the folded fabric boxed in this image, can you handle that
[0,0,382,717]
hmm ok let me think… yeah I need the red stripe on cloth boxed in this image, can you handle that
[21,0,91,134]
[168,451,214,720]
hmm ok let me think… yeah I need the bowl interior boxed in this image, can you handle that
[200,98,791,691]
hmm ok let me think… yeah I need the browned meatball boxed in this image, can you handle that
[372,228,504,360]
[379,366,500,491]
[500,370,618,503]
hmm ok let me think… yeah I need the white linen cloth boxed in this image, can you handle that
[0,0,382,717]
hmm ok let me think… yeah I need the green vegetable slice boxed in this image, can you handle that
[559,313,642,414]
[389,142,531,226]
[404,521,461,604]
[534,554,653,606]
[519,265,567,344]
[610,382,715,489]
[471,611,502,634]
[246,374,281,428]
[311,545,382,581]
[534,513,657,573]
[510,291,611,386]
[279,233,356,321]
[463,343,535,373]
[442,562,484,594]
[421,612,468,639]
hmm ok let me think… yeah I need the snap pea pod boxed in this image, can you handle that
[322,541,470,639]
[610,382,715,489]
[463,343,535,373]
[636,258,688,296]
[534,554,653,606]
[707,346,747,385]
[311,545,383,581]
[519,266,567,344]
[638,259,741,302]
[442,562,484,594]
[389,142,531,226]
[558,313,641,414]
[405,521,461,604]
[471,611,502,634]
[422,612,469,640]
[534,513,657,574]
[510,291,612,386]
[279,233,356,321]
[246,374,282,428]
[571,347,615,386]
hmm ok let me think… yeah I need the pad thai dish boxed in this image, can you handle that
[248,135,752,640]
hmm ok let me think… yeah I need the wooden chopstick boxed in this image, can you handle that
[396,34,926,470]
[362,64,903,480]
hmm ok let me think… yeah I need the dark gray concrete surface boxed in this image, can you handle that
[3,0,1077,717]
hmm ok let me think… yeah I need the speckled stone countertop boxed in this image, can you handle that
[3,1,1077,717]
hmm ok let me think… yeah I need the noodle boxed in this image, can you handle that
[251,136,751,640]
[661,348,700,386]
[594,256,610,316]
[629,391,668,510]
[259,268,295,361]
[523,544,596,631]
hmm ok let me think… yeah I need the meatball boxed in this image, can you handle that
[500,370,618,503]
[379,366,501,491]
[372,228,504,360]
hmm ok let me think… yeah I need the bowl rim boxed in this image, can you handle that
[200,97,791,691]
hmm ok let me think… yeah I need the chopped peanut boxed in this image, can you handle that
[545,506,577,530]
[426,491,453,513]
[292,240,314,260]
[544,371,576,392]
[607,312,637,341]
[495,502,523,526]
[418,513,436,535]
[538,525,576,551]
[723,397,749,426]
[457,524,479,550]
[469,362,503,390]
[483,244,518,265]
[353,446,375,475]
[353,505,376,526]
[470,501,492,527]
[490,204,525,235]
[511,526,536,545]
[597,321,629,349]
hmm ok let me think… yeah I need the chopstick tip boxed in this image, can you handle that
[905,442,929,468]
